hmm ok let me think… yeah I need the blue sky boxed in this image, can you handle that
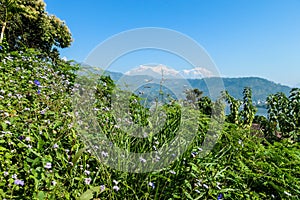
[45,0,300,86]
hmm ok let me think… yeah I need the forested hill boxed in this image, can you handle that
[84,67,292,103]
[188,77,291,102]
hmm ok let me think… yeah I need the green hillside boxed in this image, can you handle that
[188,77,292,102]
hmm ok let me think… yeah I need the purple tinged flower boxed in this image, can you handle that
[53,143,59,149]
[37,90,41,95]
[34,80,40,86]
[84,170,90,175]
[19,136,25,140]
[4,171,9,176]
[44,162,52,169]
[12,174,17,179]
[100,185,105,192]
[14,179,24,186]
[25,137,30,141]
[0,46,3,50]
[84,178,92,185]
[217,193,224,200]
[148,182,155,189]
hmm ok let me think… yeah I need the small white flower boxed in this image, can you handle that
[154,155,160,162]
[52,180,57,186]
[148,182,155,189]
[101,151,108,157]
[53,143,59,149]
[44,162,52,169]
[169,170,176,175]
[4,171,9,176]
[113,180,119,185]
[12,174,17,179]
[113,185,120,191]
[203,184,209,189]
[25,137,30,141]
[84,178,92,185]
[139,157,146,163]
[84,170,90,175]
[100,185,105,192]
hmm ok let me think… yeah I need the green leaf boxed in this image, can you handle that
[78,189,94,200]
[71,147,86,166]
[37,191,45,200]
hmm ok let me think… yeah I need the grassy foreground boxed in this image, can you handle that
[0,49,300,199]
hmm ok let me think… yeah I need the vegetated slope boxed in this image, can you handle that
[188,77,291,102]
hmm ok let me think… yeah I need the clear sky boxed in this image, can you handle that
[44,0,300,87]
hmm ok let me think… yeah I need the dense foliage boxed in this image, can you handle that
[1,50,300,199]
[0,0,72,58]
[1,1,300,199]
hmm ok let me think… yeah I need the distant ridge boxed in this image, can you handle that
[108,72,292,103]
[77,64,292,103]
[188,77,291,102]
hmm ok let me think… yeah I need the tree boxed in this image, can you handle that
[267,88,300,139]
[198,96,213,116]
[223,90,242,125]
[0,0,72,57]
[241,87,256,128]
[223,88,256,127]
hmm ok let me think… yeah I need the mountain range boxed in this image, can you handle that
[79,64,293,104]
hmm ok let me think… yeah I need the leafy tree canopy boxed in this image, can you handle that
[0,0,72,57]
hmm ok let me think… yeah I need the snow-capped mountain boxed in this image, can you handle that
[180,67,213,79]
[124,64,213,79]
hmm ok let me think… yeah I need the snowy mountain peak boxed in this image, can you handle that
[124,64,213,79]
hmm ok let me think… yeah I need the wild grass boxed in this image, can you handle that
[0,49,300,199]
